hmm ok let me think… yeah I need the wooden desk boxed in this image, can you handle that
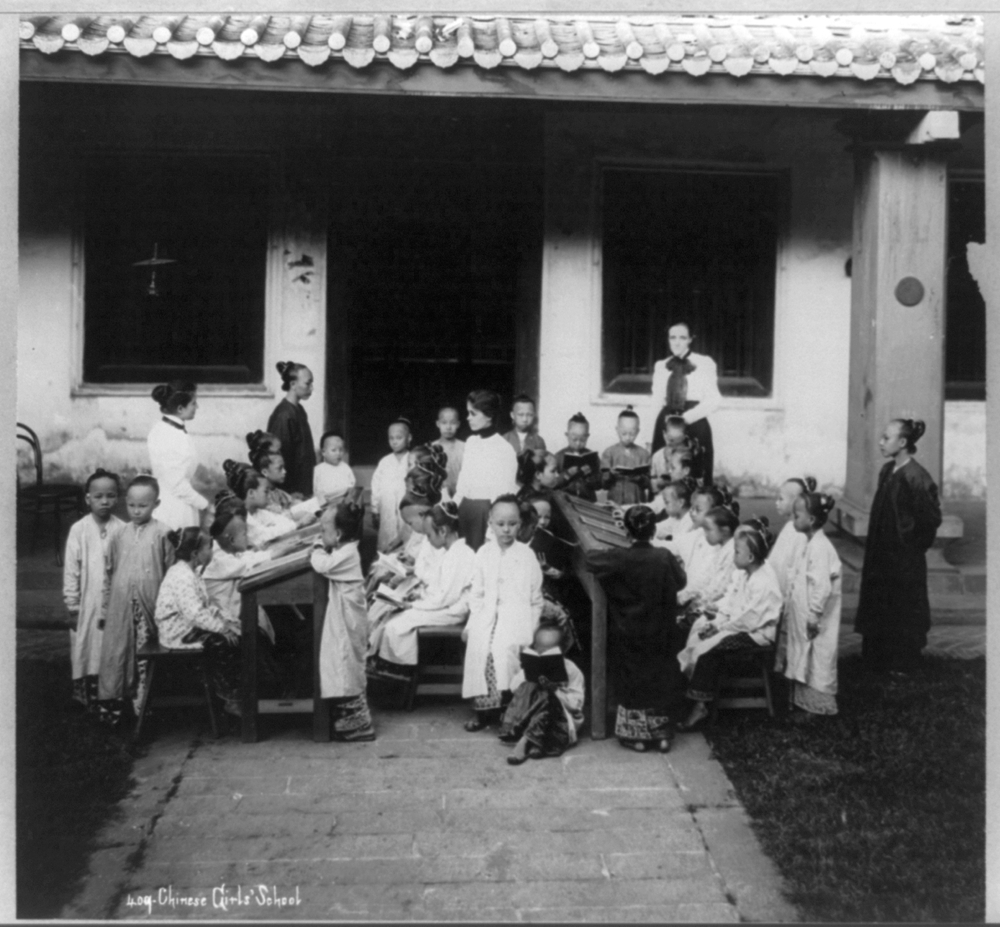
[550,491,631,741]
[238,554,331,743]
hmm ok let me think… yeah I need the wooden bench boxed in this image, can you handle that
[404,626,466,712]
[711,646,777,720]
[134,641,220,740]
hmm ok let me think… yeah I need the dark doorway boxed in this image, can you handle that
[327,98,544,464]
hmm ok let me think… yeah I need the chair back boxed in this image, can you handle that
[16,423,43,489]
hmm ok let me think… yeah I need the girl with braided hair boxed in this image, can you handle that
[784,492,843,718]
[855,418,942,675]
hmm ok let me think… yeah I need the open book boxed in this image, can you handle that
[562,450,600,474]
[519,647,569,685]
[610,464,650,478]
[375,551,410,579]
[375,575,421,606]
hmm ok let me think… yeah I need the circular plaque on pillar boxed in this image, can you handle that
[895,276,925,306]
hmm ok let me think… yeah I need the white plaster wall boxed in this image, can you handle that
[943,401,987,499]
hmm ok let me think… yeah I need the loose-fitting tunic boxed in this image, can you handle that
[63,514,125,679]
[499,654,586,753]
[267,398,316,498]
[854,458,942,652]
[769,520,808,597]
[311,541,369,699]
[147,417,209,530]
[784,531,842,698]
[553,447,602,502]
[246,508,297,549]
[371,451,412,552]
[98,519,174,701]
[313,461,357,503]
[600,443,652,506]
[202,543,276,641]
[585,544,686,715]
[462,541,544,699]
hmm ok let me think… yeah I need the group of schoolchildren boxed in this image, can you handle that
[62,386,846,759]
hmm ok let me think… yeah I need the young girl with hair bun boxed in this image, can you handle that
[222,460,296,549]
[311,500,376,741]
[372,501,477,677]
[246,430,281,458]
[770,477,816,596]
[856,418,942,675]
[371,417,415,552]
[784,492,843,719]
[267,360,315,498]
[585,504,687,752]
[677,521,783,731]
[455,390,519,551]
[250,445,317,527]
[146,381,209,531]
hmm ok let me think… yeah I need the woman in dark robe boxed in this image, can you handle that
[585,505,687,753]
[266,360,316,498]
[855,418,942,675]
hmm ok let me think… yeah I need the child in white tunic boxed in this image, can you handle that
[223,460,298,550]
[313,432,357,506]
[371,417,414,553]
[784,493,843,718]
[462,495,544,731]
[63,469,126,710]
[769,477,816,597]
[310,501,375,741]
[652,477,697,543]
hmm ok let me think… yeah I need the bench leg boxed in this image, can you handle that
[133,659,155,740]
[761,663,775,718]
[198,659,221,739]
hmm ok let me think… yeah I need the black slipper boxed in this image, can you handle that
[619,739,648,753]
[507,753,528,766]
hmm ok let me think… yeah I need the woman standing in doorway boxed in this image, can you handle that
[147,382,209,531]
[648,322,722,485]
[267,361,316,498]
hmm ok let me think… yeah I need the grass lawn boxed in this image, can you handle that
[706,654,985,923]
[17,656,138,919]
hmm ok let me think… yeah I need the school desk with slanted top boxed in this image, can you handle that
[550,491,633,740]
[237,529,331,743]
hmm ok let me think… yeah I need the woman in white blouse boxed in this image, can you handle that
[648,321,722,485]
[454,389,518,551]
[147,382,209,531]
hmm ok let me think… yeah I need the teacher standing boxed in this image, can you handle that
[267,360,316,498]
[648,321,722,485]
[147,381,209,530]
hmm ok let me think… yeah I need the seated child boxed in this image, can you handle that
[310,500,376,741]
[371,417,413,553]
[251,445,317,526]
[222,460,297,549]
[601,407,652,506]
[97,475,174,727]
[63,468,126,711]
[431,405,465,498]
[554,413,602,502]
[498,620,585,764]
[516,450,560,503]
[675,486,738,613]
[370,501,477,679]
[313,432,357,507]
[677,522,782,730]
[503,393,547,456]
[154,528,245,717]
[461,495,544,731]
[653,477,697,543]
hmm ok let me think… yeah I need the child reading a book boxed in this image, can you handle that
[554,413,602,502]
[311,500,376,741]
[313,432,357,507]
[600,406,652,506]
[462,495,544,731]
[498,620,585,764]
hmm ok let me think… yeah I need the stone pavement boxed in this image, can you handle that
[61,701,798,923]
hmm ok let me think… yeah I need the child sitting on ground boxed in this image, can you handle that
[311,500,376,741]
[313,432,357,508]
[371,417,414,553]
[97,475,174,727]
[498,620,585,765]
[554,413,602,502]
[600,406,652,506]
[63,468,126,711]
[431,404,465,498]
[503,393,547,456]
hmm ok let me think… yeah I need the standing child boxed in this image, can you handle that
[601,407,652,506]
[585,506,687,752]
[313,432,357,507]
[784,492,842,719]
[432,405,466,498]
[311,500,376,741]
[498,621,585,764]
[63,469,126,710]
[855,418,942,675]
[455,390,519,551]
[97,476,174,727]
[769,477,815,596]
[554,413,602,502]
[462,495,543,731]
[371,417,414,553]
[503,394,547,456]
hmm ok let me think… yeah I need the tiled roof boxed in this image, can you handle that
[19,13,984,86]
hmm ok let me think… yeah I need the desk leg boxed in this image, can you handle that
[312,573,331,742]
[589,576,607,740]
[241,591,258,744]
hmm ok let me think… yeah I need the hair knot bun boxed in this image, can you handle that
[151,384,174,405]
[623,504,657,541]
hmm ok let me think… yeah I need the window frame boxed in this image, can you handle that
[591,157,789,410]
[70,147,278,398]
